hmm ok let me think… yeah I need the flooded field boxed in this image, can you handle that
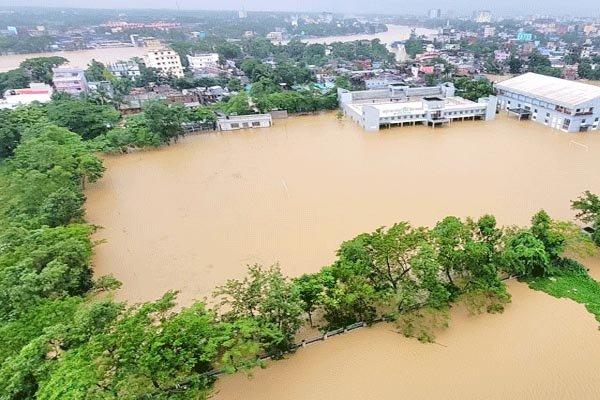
[86,113,600,305]
[86,112,600,399]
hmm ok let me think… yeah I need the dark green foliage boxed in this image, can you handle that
[404,35,425,58]
[1,125,103,227]
[0,224,94,320]
[503,230,550,277]
[453,77,494,101]
[572,191,600,246]
[84,59,107,81]
[46,96,120,140]
[0,68,30,96]
[142,100,187,142]
[528,51,562,77]
[20,56,67,83]
[214,265,303,357]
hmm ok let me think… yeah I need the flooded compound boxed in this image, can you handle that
[86,112,600,305]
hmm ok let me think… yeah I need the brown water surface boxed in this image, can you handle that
[86,113,600,305]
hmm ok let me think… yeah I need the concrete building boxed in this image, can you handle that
[483,26,496,38]
[217,114,272,131]
[473,10,492,24]
[496,72,600,132]
[0,83,53,109]
[143,47,184,78]
[428,9,442,19]
[266,31,284,42]
[52,67,89,95]
[107,61,141,79]
[187,53,219,71]
[339,83,497,131]
[365,76,404,90]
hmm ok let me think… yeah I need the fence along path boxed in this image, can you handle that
[203,319,382,378]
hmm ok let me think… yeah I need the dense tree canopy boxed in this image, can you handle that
[20,56,67,83]
[46,96,120,140]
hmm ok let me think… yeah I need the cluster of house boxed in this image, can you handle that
[0,44,235,111]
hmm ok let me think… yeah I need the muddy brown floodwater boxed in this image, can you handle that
[86,112,600,305]
[86,112,600,399]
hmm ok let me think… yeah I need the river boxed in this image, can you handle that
[0,46,148,72]
[0,25,434,72]
[86,112,600,399]
[298,24,437,45]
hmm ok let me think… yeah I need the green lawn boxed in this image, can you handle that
[527,267,600,324]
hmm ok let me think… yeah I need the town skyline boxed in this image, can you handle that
[1,0,599,18]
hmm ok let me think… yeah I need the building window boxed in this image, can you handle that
[252,121,260,127]
[230,123,239,128]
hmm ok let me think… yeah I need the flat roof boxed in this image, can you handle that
[347,97,484,117]
[217,114,271,121]
[496,72,600,107]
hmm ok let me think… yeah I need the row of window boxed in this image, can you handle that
[229,121,262,128]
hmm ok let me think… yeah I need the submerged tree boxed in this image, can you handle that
[214,264,303,356]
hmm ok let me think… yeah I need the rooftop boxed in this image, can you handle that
[347,97,485,118]
[496,73,600,107]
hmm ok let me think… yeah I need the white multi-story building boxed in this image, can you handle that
[483,26,496,38]
[52,67,89,95]
[339,83,497,131]
[428,9,442,19]
[266,31,284,42]
[0,83,53,109]
[107,61,141,79]
[187,53,220,71]
[143,47,184,78]
[473,10,492,23]
[496,72,600,132]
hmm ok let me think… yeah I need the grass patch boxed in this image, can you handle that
[527,264,600,324]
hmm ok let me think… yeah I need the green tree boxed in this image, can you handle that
[84,59,107,81]
[0,224,95,319]
[214,264,303,356]
[508,55,523,74]
[20,56,67,83]
[223,92,254,115]
[0,68,30,95]
[142,101,186,143]
[502,230,550,277]
[46,96,120,140]
[531,210,565,261]
[571,191,600,246]
[293,273,324,327]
